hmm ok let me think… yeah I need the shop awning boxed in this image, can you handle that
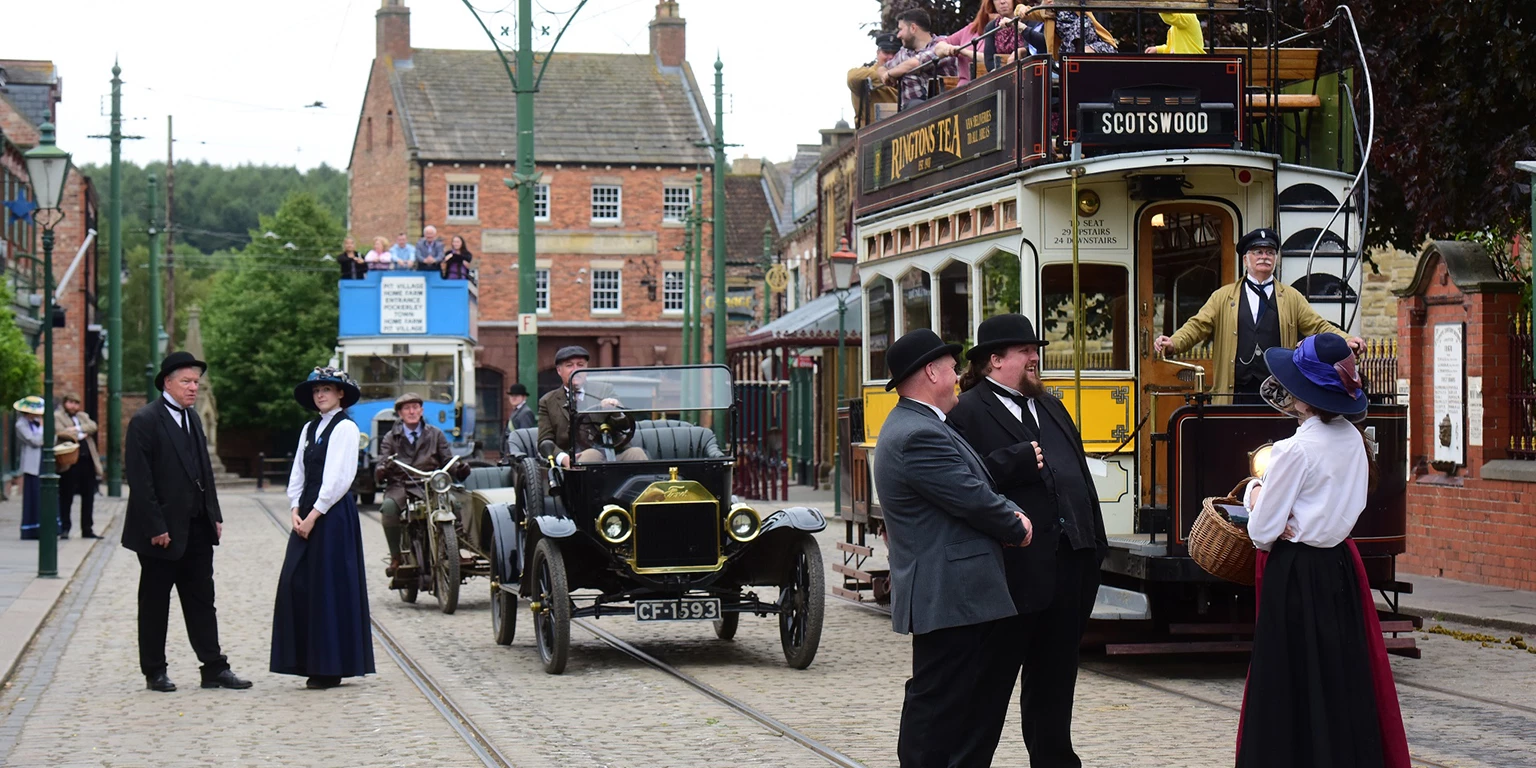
[728,291,862,352]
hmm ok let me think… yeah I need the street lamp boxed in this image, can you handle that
[827,237,858,521]
[24,123,72,579]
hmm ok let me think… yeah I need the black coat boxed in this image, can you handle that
[121,398,223,560]
[947,384,1107,613]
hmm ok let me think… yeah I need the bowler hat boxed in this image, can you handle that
[12,396,44,415]
[1237,228,1281,254]
[507,382,530,397]
[966,313,1049,362]
[555,345,591,364]
[394,392,424,409]
[1263,334,1368,416]
[155,351,207,391]
[884,329,963,391]
[294,366,362,411]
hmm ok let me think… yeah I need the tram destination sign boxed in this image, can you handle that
[380,276,428,334]
[1062,55,1245,151]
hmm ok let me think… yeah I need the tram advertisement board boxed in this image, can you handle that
[857,64,1045,216]
[1062,56,1244,150]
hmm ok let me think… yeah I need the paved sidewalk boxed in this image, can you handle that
[1383,573,1536,633]
[0,492,123,685]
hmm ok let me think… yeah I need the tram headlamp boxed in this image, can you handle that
[726,504,761,543]
[1249,443,1274,479]
[597,505,633,544]
[428,470,453,494]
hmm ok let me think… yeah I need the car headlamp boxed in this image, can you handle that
[725,504,761,543]
[597,505,633,544]
[428,470,453,494]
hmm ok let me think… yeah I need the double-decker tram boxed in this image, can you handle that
[336,271,481,503]
[841,1,1418,654]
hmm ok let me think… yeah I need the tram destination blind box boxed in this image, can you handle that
[1062,56,1245,151]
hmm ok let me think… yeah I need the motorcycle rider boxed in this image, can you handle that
[376,392,468,579]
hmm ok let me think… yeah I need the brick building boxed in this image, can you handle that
[348,0,721,398]
[2,59,102,479]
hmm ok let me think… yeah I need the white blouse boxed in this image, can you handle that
[286,408,361,514]
[1244,416,1368,551]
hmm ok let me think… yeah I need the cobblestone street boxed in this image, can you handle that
[2,491,1533,767]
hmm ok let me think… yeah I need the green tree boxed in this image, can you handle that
[0,282,42,409]
[202,192,342,431]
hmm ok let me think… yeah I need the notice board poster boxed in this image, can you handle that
[1432,322,1465,465]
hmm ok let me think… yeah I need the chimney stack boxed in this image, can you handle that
[377,0,412,64]
[649,1,686,69]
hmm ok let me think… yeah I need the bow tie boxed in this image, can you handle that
[988,382,1030,407]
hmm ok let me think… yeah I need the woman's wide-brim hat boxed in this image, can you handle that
[12,396,44,415]
[155,351,207,391]
[1263,334,1369,416]
[294,366,362,411]
[885,328,963,391]
[966,313,1049,362]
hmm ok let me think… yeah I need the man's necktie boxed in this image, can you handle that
[167,402,194,442]
[1245,279,1273,321]
[990,383,1039,431]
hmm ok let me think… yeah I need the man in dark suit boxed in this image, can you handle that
[872,328,1034,768]
[536,346,645,467]
[121,352,251,693]
[506,382,536,431]
[947,314,1108,768]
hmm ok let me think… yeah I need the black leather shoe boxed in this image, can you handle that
[59,531,70,539]
[146,672,176,692]
[82,531,102,539]
[201,669,253,689]
[305,675,342,689]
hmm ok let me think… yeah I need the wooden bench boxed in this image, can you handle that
[1215,46,1324,112]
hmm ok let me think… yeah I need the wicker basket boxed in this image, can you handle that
[53,441,80,473]
[1189,479,1257,586]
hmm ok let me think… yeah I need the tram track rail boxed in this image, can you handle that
[254,496,517,768]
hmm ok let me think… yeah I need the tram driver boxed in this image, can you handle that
[1152,227,1365,402]
[537,346,648,467]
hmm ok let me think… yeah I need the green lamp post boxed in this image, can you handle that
[826,237,858,521]
[24,123,72,578]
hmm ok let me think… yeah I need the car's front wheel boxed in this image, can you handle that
[778,533,825,669]
[712,611,739,641]
[531,537,571,674]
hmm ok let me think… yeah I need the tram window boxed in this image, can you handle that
[980,250,1022,317]
[1150,212,1222,337]
[899,269,933,335]
[866,276,895,380]
[937,262,972,345]
[359,354,457,403]
[1039,263,1130,371]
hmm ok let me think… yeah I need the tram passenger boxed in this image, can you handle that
[1236,334,1410,768]
[878,9,960,111]
[1017,2,1118,59]
[416,225,444,273]
[870,329,1032,768]
[948,314,1107,768]
[1144,12,1204,54]
[1152,228,1364,402]
[388,232,417,271]
[339,236,368,279]
[365,235,392,271]
[376,392,468,579]
[271,367,376,690]
[537,346,647,467]
[847,32,901,127]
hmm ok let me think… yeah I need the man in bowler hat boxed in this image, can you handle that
[121,352,251,692]
[1153,227,1363,401]
[872,328,1034,767]
[949,314,1107,767]
[506,382,536,430]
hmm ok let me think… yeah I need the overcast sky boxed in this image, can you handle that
[8,0,879,171]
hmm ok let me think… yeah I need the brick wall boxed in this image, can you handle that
[1396,242,1536,591]
[347,58,411,243]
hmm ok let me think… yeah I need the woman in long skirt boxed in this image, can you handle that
[1237,334,1409,767]
[270,367,375,689]
[13,397,45,540]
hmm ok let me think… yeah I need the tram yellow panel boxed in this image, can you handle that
[862,387,899,442]
[1040,378,1136,452]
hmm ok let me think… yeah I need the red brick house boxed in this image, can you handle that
[348,0,719,400]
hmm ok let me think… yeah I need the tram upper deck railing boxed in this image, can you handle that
[854,2,1361,216]
[337,271,478,341]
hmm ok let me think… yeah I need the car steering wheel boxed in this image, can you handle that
[573,413,635,460]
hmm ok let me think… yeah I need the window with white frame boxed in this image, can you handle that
[591,268,621,311]
[591,185,622,222]
[535,269,550,312]
[533,184,550,222]
[447,183,478,220]
[663,186,692,222]
[663,270,685,312]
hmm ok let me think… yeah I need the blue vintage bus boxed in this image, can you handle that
[337,271,478,502]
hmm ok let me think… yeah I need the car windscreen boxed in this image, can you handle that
[570,366,732,413]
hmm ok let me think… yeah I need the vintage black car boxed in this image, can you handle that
[480,364,827,674]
